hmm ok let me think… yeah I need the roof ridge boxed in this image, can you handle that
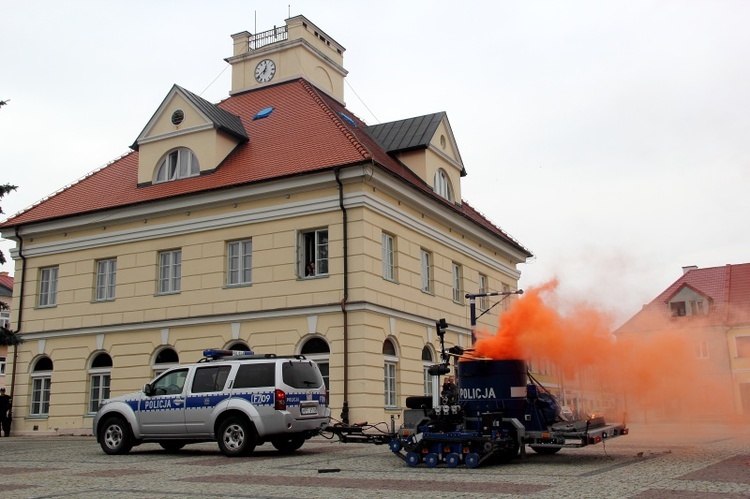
[297,80,372,160]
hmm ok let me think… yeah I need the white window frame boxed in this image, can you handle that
[0,356,5,376]
[95,258,117,302]
[434,169,452,201]
[422,346,438,399]
[30,364,52,417]
[0,310,9,329]
[383,339,399,409]
[300,337,331,391]
[382,232,396,281]
[452,262,463,303]
[299,228,329,277]
[478,274,488,311]
[154,148,200,183]
[89,370,111,414]
[39,266,58,307]
[420,249,432,294]
[158,249,182,294]
[227,239,253,286]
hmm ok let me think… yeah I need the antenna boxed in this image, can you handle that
[254,10,257,35]
[288,4,291,18]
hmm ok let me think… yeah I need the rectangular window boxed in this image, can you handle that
[227,239,252,286]
[300,229,328,277]
[420,249,432,294]
[694,341,709,359]
[670,301,686,317]
[158,249,182,294]
[89,373,110,413]
[382,232,395,281]
[502,283,511,311]
[478,274,488,311]
[234,363,275,389]
[452,263,463,303]
[0,356,5,375]
[384,362,397,408]
[737,337,750,358]
[191,366,232,393]
[39,266,58,307]
[31,376,51,416]
[424,366,434,397]
[0,311,9,329]
[95,259,117,301]
[690,300,705,316]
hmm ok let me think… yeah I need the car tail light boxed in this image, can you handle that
[275,389,286,410]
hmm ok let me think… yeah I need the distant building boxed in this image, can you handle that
[0,16,531,434]
[0,271,13,384]
[616,264,750,418]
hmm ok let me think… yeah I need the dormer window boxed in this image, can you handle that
[434,169,453,201]
[155,148,199,183]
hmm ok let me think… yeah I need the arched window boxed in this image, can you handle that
[88,352,112,413]
[153,347,179,376]
[433,169,453,201]
[301,336,330,390]
[154,148,199,183]
[383,338,399,408]
[422,345,438,398]
[227,342,250,352]
[31,356,54,416]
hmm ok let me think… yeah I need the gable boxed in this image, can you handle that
[133,85,248,184]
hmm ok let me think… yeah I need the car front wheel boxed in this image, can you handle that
[99,416,133,455]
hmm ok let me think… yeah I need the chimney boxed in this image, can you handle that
[682,265,698,275]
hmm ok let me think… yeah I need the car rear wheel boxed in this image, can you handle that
[217,416,257,457]
[99,416,133,455]
[271,434,305,453]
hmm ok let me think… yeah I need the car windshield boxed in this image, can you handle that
[282,361,323,389]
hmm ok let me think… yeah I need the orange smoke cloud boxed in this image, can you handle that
[472,280,737,422]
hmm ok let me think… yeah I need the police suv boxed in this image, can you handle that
[93,349,330,457]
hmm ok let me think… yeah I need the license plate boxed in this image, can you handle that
[300,405,317,415]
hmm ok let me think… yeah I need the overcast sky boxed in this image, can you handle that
[1,0,748,326]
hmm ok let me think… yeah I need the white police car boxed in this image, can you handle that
[93,349,330,457]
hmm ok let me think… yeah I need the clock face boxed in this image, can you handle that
[254,59,276,83]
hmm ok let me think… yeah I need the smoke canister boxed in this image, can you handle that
[458,359,528,430]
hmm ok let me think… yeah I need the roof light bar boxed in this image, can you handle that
[203,349,255,359]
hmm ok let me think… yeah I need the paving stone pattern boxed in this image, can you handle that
[0,422,748,498]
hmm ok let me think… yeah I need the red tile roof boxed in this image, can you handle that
[0,273,12,295]
[0,79,531,257]
[617,263,750,331]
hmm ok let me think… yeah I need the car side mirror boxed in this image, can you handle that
[143,383,154,396]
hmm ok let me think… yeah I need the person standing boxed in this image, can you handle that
[0,387,11,437]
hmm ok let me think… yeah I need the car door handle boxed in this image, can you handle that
[173,397,184,405]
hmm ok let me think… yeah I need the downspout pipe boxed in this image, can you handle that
[10,227,27,408]
[334,168,349,424]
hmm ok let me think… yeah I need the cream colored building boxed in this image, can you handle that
[0,16,531,435]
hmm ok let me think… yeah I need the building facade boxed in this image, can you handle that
[0,16,531,435]
[616,264,750,419]
[0,271,13,385]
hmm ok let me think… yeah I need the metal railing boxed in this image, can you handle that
[249,26,288,50]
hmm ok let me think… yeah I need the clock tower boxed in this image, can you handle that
[226,15,347,104]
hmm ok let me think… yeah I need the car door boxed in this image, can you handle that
[138,368,189,436]
[185,364,232,435]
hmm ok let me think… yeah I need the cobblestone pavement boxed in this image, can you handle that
[0,422,748,498]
